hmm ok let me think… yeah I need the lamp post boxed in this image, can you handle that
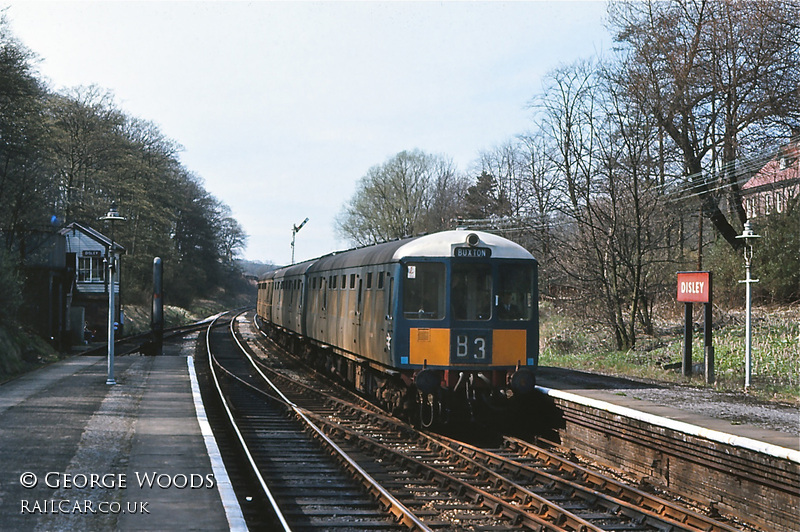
[736,220,760,390]
[99,202,125,385]
[290,217,309,264]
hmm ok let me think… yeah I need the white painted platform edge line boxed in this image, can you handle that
[537,385,800,464]
[188,355,248,531]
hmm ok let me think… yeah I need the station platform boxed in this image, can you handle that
[536,366,799,453]
[0,338,243,531]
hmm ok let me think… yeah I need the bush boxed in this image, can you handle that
[0,251,23,325]
[539,300,799,402]
[756,205,799,302]
[0,325,25,376]
[0,323,58,380]
[705,204,799,305]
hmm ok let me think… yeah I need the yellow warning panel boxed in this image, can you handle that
[409,328,450,365]
[493,329,526,366]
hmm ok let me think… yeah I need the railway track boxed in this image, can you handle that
[203,312,419,531]
[80,311,231,357]
[199,310,745,530]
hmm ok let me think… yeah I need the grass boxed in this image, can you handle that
[539,302,800,404]
[0,323,61,383]
[122,305,203,335]
[122,294,253,335]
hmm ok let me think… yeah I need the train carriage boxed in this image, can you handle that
[257,230,538,422]
[390,231,537,381]
[260,260,313,337]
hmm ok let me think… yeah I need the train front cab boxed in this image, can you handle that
[393,252,538,404]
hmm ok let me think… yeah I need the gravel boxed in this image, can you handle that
[537,366,799,436]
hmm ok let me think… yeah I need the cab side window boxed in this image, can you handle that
[402,263,445,320]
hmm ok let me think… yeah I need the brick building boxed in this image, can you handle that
[742,140,800,219]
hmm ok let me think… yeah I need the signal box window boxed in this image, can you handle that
[497,264,534,321]
[78,256,105,282]
[403,263,445,320]
[451,263,491,321]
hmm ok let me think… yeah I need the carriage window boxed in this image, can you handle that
[297,281,303,308]
[386,276,394,318]
[497,264,534,321]
[451,263,492,321]
[366,272,373,289]
[403,263,445,320]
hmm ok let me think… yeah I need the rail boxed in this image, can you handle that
[205,312,291,532]
[228,313,431,531]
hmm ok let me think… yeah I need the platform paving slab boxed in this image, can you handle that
[537,367,799,451]
[0,348,232,531]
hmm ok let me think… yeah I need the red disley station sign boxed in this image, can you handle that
[677,271,710,303]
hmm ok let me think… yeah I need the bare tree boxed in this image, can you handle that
[517,131,560,257]
[608,0,800,249]
[534,59,683,349]
[0,16,51,256]
[476,141,531,217]
[217,207,248,263]
[336,150,466,245]
[421,155,468,231]
[47,87,128,222]
[534,59,599,219]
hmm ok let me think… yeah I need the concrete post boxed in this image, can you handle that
[106,252,116,385]
[152,257,163,356]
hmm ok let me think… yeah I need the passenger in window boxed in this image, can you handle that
[498,292,522,320]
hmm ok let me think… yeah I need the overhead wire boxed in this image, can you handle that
[667,149,783,203]
[458,142,794,233]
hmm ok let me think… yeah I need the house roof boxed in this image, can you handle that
[743,141,799,192]
[58,222,126,253]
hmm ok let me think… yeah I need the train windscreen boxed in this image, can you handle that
[403,262,445,319]
[497,263,535,321]
[451,263,492,321]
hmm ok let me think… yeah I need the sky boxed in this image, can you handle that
[5,1,612,265]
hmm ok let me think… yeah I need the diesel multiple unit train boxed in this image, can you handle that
[256,230,538,423]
